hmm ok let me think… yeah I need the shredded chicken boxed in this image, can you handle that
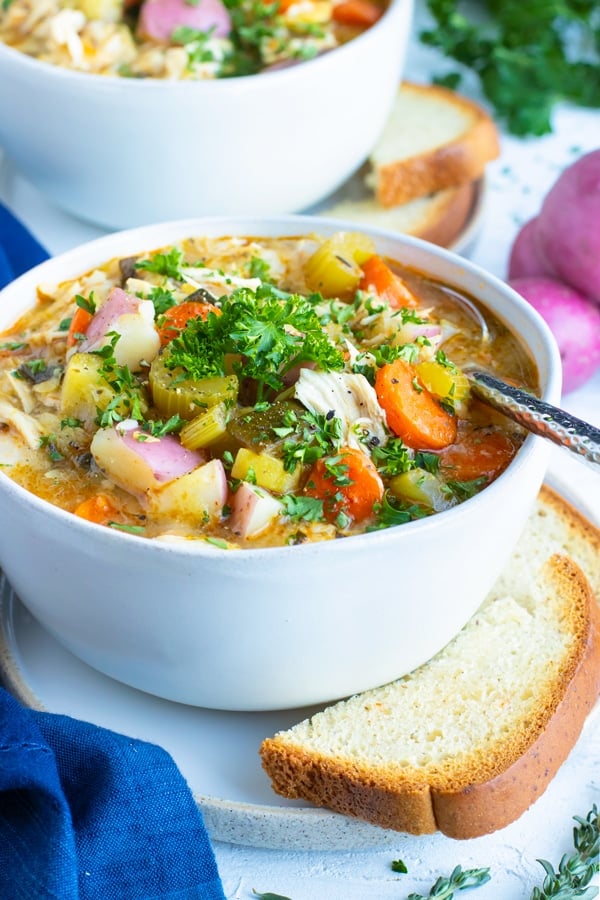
[294,368,387,453]
[0,398,42,449]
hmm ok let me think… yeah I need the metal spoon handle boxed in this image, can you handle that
[467,370,600,468]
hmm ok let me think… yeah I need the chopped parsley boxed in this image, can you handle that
[369,493,427,530]
[135,248,184,280]
[421,0,600,136]
[167,284,344,401]
[75,293,96,315]
[281,494,325,522]
[281,410,343,472]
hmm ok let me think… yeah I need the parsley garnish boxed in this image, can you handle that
[91,334,146,427]
[60,417,83,429]
[167,284,343,401]
[249,256,271,281]
[75,293,96,315]
[0,341,28,351]
[421,0,600,136]
[146,285,177,315]
[135,248,184,280]
[109,523,146,535]
[144,415,185,437]
[281,494,325,522]
[369,493,427,530]
[281,410,343,472]
[391,858,408,874]
[446,477,487,501]
[371,437,414,476]
[39,435,64,462]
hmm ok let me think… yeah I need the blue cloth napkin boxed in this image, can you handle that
[0,202,49,288]
[0,689,226,899]
[0,201,226,899]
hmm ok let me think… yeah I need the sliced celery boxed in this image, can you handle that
[149,354,238,420]
[180,403,229,450]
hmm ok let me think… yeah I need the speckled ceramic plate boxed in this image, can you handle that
[0,465,598,851]
[308,166,487,258]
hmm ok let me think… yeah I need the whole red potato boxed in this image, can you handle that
[535,150,600,304]
[509,276,600,394]
[508,217,551,280]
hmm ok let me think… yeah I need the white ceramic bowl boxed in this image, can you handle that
[0,0,412,230]
[0,215,561,710]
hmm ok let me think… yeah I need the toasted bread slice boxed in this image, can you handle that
[260,486,600,839]
[367,81,500,208]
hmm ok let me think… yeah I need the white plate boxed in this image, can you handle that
[1,468,598,852]
[0,577,403,851]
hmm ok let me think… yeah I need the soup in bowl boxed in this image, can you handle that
[0,0,412,228]
[0,216,561,709]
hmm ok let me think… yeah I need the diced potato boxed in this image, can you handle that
[60,352,147,428]
[147,459,227,523]
[304,232,375,297]
[228,482,283,539]
[91,425,160,494]
[231,447,301,493]
[416,360,470,405]
[64,0,122,21]
[389,468,453,513]
[107,303,161,372]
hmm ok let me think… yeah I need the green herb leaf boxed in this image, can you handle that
[75,292,97,315]
[281,494,325,522]
[252,891,293,900]
[421,0,600,136]
[135,248,184,280]
[391,858,408,874]
[530,805,599,899]
[109,523,146,535]
[408,864,491,900]
[167,284,344,401]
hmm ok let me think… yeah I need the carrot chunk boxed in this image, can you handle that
[73,494,119,525]
[158,300,220,347]
[305,446,384,523]
[332,0,383,26]
[438,425,518,482]
[359,255,418,309]
[375,359,457,449]
[66,305,94,347]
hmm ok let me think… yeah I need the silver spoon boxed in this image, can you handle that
[467,370,600,470]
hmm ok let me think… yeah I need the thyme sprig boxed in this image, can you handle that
[407,865,491,900]
[531,806,599,900]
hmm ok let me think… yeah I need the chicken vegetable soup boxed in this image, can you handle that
[0,0,386,79]
[0,232,537,548]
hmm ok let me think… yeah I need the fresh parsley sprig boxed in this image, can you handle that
[167,284,344,401]
[421,0,600,136]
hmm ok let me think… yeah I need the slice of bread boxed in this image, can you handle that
[367,81,500,208]
[321,177,477,248]
[260,486,600,839]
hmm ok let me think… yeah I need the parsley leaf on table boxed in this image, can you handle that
[420,0,600,136]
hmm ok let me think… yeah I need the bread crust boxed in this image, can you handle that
[260,490,600,838]
[373,83,500,208]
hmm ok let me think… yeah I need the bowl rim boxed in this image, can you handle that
[0,212,561,558]
[0,0,410,89]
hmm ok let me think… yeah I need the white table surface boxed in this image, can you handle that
[1,2,600,897]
